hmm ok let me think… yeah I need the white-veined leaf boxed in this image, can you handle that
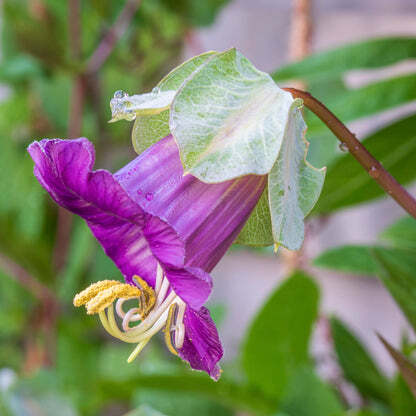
[131,51,218,154]
[170,48,297,183]
[268,102,325,249]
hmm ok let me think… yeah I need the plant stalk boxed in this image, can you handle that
[284,87,416,219]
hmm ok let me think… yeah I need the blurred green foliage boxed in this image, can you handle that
[1,0,416,415]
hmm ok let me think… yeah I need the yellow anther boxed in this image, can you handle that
[73,280,120,307]
[86,283,143,315]
[164,303,179,356]
[133,275,156,318]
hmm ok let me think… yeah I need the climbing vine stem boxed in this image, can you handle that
[284,87,416,219]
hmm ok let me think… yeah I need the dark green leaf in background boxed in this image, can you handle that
[378,335,416,399]
[391,376,416,416]
[306,74,416,135]
[330,317,390,402]
[314,115,416,214]
[273,37,416,82]
[372,247,416,334]
[379,216,416,251]
[162,0,230,27]
[313,245,379,276]
[242,272,319,399]
[280,367,343,416]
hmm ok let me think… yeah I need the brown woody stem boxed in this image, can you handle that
[284,87,416,218]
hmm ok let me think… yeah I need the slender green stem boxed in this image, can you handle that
[284,87,416,219]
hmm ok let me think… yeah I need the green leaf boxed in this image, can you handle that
[163,0,230,27]
[314,245,379,276]
[0,54,42,83]
[170,48,297,182]
[379,216,416,251]
[273,37,416,82]
[236,187,273,246]
[330,317,390,402]
[131,51,217,154]
[158,52,218,91]
[280,367,343,416]
[372,247,416,333]
[378,335,416,398]
[308,73,416,133]
[132,110,171,154]
[170,49,324,248]
[268,102,325,249]
[110,89,176,122]
[242,272,319,399]
[314,114,416,213]
[391,376,416,416]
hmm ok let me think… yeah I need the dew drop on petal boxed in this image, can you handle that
[137,189,143,196]
[145,192,154,201]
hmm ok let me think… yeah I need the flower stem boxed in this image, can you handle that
[284,87,416,219]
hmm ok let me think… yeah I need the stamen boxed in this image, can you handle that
[122,307,141,331]
[174,301,186,349]
[73,280,120,307]
[132,276,156,317]
[86,283,142,314]
[74,267,188,364]
[116,298,143,322]
[127,338,151,363]
[155,263,163,294]
[156,276,170,306]
[124,291,176,338]
[164,303,179,356]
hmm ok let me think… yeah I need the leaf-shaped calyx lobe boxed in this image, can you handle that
[170,48,297,182]
[109,89,176,122]
[170,49,325,249]
[268,100,326,250]
[110,48,326,250]
[109,52,219,153]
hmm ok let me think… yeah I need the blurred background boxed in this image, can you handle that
[1,0,416,415]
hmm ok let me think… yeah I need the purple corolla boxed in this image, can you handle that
[28,135,266,379]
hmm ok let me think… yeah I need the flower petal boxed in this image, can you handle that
[179,306,223,380]
[144,215,184,268]
[27,138,184,287]
[115,135,267,272]
[165,266,212,310]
